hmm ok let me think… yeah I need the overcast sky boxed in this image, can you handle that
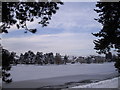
[2,2,103,56]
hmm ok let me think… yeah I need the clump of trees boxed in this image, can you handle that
[15,50,68,65]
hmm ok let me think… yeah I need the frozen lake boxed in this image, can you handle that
[3,62,118,88]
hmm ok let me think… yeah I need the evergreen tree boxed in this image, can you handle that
[19,53,24,64]
[44,53,49,64]
[55,53,61,65]
[35,52,43,65]
[64,55,68,64]
[2,49,12,83]
[48,52,54,64]
[9,52,16,64]
[93,2,120,72]
[27,50,35,64]
[24,52,29,64]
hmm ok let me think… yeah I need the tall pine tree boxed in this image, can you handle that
[93,2,120,72]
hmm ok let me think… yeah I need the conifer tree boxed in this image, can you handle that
[93,2,120,72]
[2,49,12,83]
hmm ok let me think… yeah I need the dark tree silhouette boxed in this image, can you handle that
[93,2,120,72]
[1,1,63,33]
[64,55,68,64]
[2,49,12,83]
[55,53,61,65]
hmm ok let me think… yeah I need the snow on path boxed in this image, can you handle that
[11,62,117,82]
[0,78,2,88]
[71,77,119,88]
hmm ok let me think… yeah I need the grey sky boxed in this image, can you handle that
[2,2,103,56]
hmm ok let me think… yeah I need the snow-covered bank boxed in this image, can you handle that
[0,78,2,87]
[10,62,117,82]
[71,77,119,88]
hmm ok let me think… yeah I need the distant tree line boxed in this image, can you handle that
[4,49,69,65]
[3,49,117,66]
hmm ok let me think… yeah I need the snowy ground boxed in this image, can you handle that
[0,66,1,88]
[71,77,119,88]
[0,78,1,86]
[10,62,117,82]
[0,78,1,88]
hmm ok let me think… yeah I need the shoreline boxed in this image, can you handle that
[3,72,118,89]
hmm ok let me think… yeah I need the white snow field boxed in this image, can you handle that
[11,62,117,82]
[71,77,119,88]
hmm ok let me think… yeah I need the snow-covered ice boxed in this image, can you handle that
[71,77,119,88]
[10,62,117,82]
